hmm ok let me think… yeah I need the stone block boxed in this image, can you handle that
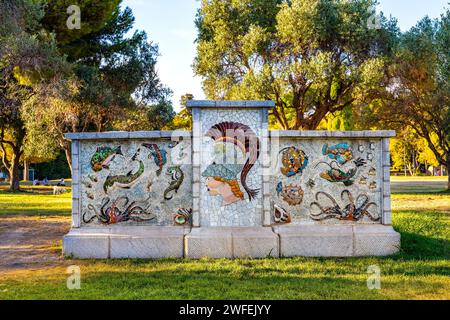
[383,181,391,196]
[129,131,161,139]
[232,227,279,258]
[383,196,391,212]
[274,225,354,257]
[382,211,392,226]
[353,225,400,256]
[63,228,110,258]
[109,226,188,258]
[383,151,391,166]
[185,228,233,258]
[71,141,79,156]
[383,166,390,182]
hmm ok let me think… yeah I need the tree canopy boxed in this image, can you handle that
[194,0,399,130]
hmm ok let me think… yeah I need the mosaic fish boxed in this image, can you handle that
[315,158,366,186]
[322,143,353,165]
[279,146,309,178]
[142,143,167,176]
[164,166,184,200]
[103,161,145,193]
[90,146,122,172]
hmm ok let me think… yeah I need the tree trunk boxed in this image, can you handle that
[23,160,29,181]
[447,156,450,191]
[8,153,20,191]
[64,146,73,175]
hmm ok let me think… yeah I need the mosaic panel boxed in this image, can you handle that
[269,138,383,225]
[79,139,192,227]
[199,108,263,227]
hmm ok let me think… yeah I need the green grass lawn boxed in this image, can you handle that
[0,188,71,216]
[0,178,448,300]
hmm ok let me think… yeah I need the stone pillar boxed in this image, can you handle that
[185,100,280,258]
[382,137,392,225]
[71,140,81,228]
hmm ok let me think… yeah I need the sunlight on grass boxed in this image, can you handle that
[0,181,448,299]
[0,190,71,216]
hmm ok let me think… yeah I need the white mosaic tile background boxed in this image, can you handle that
[79,139,192,227]
[268,138,383,225]
[199,109,264,227]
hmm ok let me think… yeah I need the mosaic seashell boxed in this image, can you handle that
[274,204,291,224]
[368,167,376,176]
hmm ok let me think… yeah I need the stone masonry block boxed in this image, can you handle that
[353,225,400,256]
[274,225,353,257]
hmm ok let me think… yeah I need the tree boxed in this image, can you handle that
[172,93,194,130]
[28,1,173,172]
[0,0,68,190]
[194,0,398,130]
[375,11,450,189]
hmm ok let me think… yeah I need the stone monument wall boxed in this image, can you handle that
[63,100,398,259]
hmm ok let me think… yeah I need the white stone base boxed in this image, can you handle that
[184,227,279,259]
[63,225,400,259]
[63,226,190,259]
[273,224,400,257]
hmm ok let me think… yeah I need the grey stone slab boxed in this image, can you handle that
[383,166,390,182]
[232,227,279,258]
[383,195,391,212]
[160,131,192,138]
[353,225,400,256]
[71,141,79,156]
[270,130,396,138]
[63,230,110,258]
[186,100,217,108]
[186,100,275,108]
[109,226,189,258]
[128,131,161,139]
[383,181,391,196]
[274,225,354,257]
[382,211,392,226]
[185,227,233,258]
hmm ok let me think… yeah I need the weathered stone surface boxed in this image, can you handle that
[185,227,233,258]
[271,130,396,138]
[110,226,189,258]
[185,227,279,258]
[274,225,354,257]
[353,225,400,256]
[63,227,190,258]
[63,99,397,259]
[186,100,275,108]
[232,227,279,258]
[63,228,110,258]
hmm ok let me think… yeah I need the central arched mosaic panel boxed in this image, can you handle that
[199,109,263,227]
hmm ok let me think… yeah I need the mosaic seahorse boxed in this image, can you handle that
[103,161,144,193]
[142,143,167,176]
[164,166,184,200]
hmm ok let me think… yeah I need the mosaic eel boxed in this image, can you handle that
[164,166,184,200]
[142,143,167,176]
[103,161,145,193]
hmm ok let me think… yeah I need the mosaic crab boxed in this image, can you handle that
[310,190,379,222]
[83,197,155,225]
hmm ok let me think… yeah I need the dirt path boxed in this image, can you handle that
[0,216,71,273]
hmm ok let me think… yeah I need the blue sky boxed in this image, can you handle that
[122,0,449,111]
